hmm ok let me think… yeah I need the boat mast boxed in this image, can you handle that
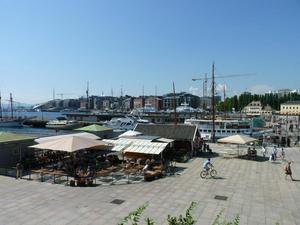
[211,62,216,143]
[10,93,13,119]
[86,81,89,110]
[0,91,2,119]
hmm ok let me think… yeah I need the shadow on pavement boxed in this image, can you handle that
[213,176,225,180]
[196,152,219,159]
[237,155,269,162]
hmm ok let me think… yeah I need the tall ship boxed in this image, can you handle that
[184,118,252,140]
[0,93,23,128]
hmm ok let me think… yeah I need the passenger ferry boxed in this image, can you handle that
[45,117,80,130]
[184,118,252,140]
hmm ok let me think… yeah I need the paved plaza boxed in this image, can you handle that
[0,146,300,225]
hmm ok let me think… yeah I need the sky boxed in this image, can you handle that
[0,0,300,104]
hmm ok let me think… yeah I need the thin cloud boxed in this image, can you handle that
[189,86,200,96]
[248,84,274,95]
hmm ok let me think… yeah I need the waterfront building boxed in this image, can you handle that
[241,101,274,117]
[133,97,145,109]
[242,101,262,116]
[280,101,300,115]
[162,92,200,110]
[123,97,134,112]
[144,96,162,111]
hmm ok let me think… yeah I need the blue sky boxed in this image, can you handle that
[0,0,299,104]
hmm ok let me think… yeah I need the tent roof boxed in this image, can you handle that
[30,136,109,152]
[35,132,100,144]
[75,124,113,132]
[217,135,257,145]
[0,132,35,143]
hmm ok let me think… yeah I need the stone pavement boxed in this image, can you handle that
[0,146,300,225]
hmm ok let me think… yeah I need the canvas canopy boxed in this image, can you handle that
[217,135,257,145]
[30,136,109,152]
[75,124,112,132]
[35,132,100,144]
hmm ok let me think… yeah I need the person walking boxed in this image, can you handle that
[284,161,294,181]
[281,147,285,160]
[16,162,23,179]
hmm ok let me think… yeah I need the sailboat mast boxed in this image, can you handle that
[10,93,13,119]
[211,63,216,143]
[0,91,2,119]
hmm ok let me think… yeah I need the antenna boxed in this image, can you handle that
[203,73,207,97]
[120,86,123,98]
[53,88,55,100]
[223,84,227,118]
[10,93,13,119]
[86,81,89,110]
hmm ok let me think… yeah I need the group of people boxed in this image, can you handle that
[202,146,295,181]
[261,145,285,162]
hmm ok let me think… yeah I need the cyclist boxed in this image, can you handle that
[203,158,213,171]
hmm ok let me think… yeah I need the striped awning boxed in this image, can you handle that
[103,139,169,155]
[103,139,132,152]
[124,140,168,155]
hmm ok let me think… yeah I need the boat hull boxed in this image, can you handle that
[0,120,23,128]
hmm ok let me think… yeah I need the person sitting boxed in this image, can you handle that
[143,159,155,175]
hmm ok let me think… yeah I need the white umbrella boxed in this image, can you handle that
[35,132,100,144]
[30,136,109,152]
[217,135,257,145]
[217,135,258,156]
[118,130,142,138]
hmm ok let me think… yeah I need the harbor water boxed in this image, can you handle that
[0,111,74,137]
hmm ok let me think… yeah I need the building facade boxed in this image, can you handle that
[162,92,200,110]
[280,101,300,115]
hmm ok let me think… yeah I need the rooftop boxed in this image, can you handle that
[282,101,300,105]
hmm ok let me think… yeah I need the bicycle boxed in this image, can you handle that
[200,166,217,179]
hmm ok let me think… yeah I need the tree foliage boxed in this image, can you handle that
[217,92,300,112]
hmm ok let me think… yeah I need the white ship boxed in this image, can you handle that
[46,117,79,130]
[184,118,252,140]
[105,115,150,132]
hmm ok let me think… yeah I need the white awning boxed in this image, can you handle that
[103,139,132,152]
[124,140,168,155]
[35,132,100,143]
[103,138,169,154]
[155,138,174,143]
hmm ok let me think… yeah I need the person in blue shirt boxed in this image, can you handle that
[203,158,212,171]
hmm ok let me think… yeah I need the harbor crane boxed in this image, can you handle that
[192,63,255,143]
